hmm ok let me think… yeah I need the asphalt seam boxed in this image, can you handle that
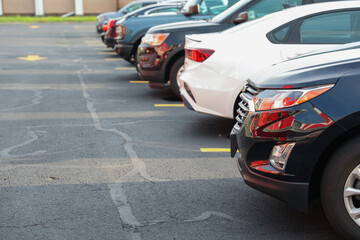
[76,53,169,239]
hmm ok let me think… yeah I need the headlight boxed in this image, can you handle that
[253,84,334,111]
[141,33,169,46]
[115,25,125,39]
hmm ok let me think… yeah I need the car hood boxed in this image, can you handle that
[148,20,222,33]
[251,43,360,89]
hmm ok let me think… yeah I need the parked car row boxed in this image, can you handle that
[97,0,360,238]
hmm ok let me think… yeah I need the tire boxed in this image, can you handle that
[169,56,185,98]
[321,136,360,239]
[133,50,139,70]
[132,41,141,68]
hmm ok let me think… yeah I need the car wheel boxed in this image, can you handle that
[321,136,360,239]
[133,50,139,70]
[169,56,185,98]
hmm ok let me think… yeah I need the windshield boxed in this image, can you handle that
[181,0,199,12]
[211,0,252,23]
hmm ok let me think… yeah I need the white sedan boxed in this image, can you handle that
[180,1,360,119]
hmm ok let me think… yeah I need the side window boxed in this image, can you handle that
[300,11,360,44]
[273,26,291,43]
[199,0,237,15]
[268,21,297,44]
[247,0,302,20]
[126,3,143,13]
[148,8,180,14]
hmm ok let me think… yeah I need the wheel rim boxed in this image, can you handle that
[344,164,360,226]
[176,64,185,88]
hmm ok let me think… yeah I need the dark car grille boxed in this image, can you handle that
[236,84,261,126]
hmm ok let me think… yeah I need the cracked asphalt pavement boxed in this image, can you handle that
[0,23,340,240]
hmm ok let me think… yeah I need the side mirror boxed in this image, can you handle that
[232,12,249,25]
[122,10,127,14]
[183,4,199,16]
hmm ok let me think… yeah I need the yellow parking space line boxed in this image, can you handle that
[105,58,124,61]
[154,104,184,107]
[98,52,117,55]
[88,44,105,47]
[29,25,39,29]
[93,48,107,51]
[130,81,148,84]
[200,148,231,153]
[116,67,136,70]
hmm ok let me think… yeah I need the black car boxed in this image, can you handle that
[96,0,160,34]
[230,42,360,239]
[103,1,186,48]
[137,0,335,97]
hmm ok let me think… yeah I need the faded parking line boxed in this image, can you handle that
[98,52,117,55]
[0,69,122,75]
[0,111,168,121]
[0,84,121,90]
[87,44,105,47]
[105,58,124,61]
[116,67,136,70]
[154,104,184,107]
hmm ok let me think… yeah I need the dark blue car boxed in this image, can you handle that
[230,42,360,239]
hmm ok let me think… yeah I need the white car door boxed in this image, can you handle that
[278,9,360,60]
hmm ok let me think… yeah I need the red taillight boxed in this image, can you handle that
[103,24,108,32]
[109,19,115,29]
[185,48,214,63]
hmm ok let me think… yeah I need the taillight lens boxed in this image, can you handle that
[253,85,334,111]
[108,19,116,29]
[102,21,108,32]
[141,33,169,46]
[116,25,126,39]
[185,48,214,62]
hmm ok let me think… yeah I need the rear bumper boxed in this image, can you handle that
[137,64,165,88]
[96,24,103,33]
[114,43,133,61]
[101,33,106,43]
[237,153,309,212]
[104,37,115,48]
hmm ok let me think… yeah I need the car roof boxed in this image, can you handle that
[225,1,360,35]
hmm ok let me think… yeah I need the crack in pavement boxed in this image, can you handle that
[119,211,249,229]
[184,211,250,224]
[76,58,168,240]
[76,67,245,238]
[0,89,43,112]
[0,224,48,229]
[0,128,47,158]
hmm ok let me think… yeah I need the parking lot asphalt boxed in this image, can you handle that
[0,23,340,240]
